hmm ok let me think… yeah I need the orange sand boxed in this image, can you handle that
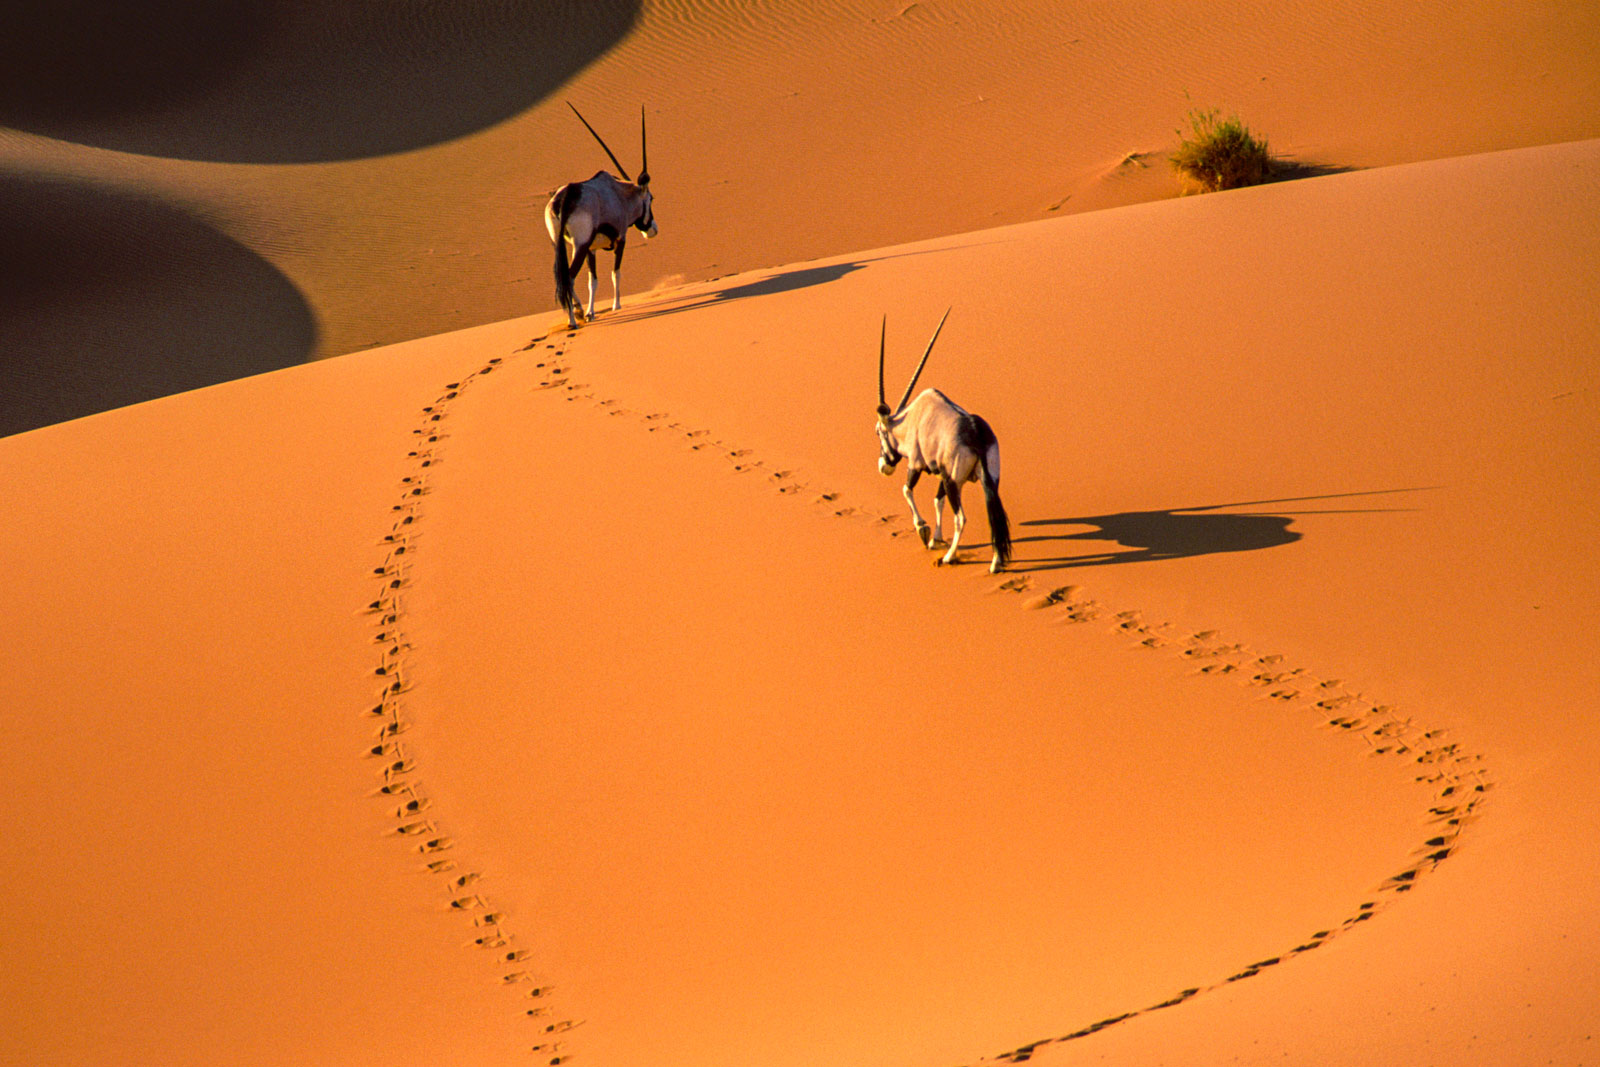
[3,4,1599,1066]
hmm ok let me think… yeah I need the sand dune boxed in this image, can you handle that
[3,0,1598,434]
[0,172,315,437]
[0,0,639,162]
[4,137,1596,1066]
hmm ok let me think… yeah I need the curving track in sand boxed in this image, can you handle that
[365,312,1491,1065]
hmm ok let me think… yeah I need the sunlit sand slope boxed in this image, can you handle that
[1,141,1596,1066]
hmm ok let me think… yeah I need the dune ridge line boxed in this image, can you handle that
[373,307,1493,1063]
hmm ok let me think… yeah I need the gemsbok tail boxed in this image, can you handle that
[551,184,578,315]
[975,422,1011,569]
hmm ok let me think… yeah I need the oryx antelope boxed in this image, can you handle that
[875,309,1012,573]
[545,102,657,328]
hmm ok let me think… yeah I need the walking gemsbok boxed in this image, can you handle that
[545,103,657,328]
[875,309,1012,573]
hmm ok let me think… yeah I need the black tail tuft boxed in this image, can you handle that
[983,469,1012,568]
[964,414,1011,569]
[552,185,578,314]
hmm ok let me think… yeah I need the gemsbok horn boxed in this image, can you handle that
[874,308,1012,573]
[545,102,657,328]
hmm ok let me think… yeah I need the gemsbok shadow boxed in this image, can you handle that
[609,241,1003,324]
[1009,490,1431,572]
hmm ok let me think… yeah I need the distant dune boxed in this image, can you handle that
[2,0,1597,434]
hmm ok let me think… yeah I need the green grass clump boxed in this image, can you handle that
[1170,108,1273,192]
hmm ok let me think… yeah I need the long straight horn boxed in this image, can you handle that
[638,105,650,186]
[876,316,890,420]
[566,101,630,182]
[895,306,952,413]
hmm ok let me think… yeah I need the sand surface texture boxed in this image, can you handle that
[5,137,1597,1065]
[3,3,1598,1066]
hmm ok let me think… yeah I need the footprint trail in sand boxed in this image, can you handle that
[365,313,1492,1064]
[364,342,581,1064]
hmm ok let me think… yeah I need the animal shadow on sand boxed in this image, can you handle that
[614,242,1001,323]
[1010,490,1430,572]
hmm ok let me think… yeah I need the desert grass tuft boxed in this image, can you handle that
[1171,108,1273,192]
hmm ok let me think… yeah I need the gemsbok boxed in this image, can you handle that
[875,309,1012,573]
[545,103,656,328]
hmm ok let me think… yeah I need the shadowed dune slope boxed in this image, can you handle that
[3,0,1597,439]
[0,0,640,162]
[1,142,1596,1066]
[0,172,316,437]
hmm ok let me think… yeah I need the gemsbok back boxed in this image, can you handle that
[545,102,657,328]
[875,308,1012,573]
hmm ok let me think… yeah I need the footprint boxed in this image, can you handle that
[1023,585,1078,609]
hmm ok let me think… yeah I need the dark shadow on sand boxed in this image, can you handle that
[0,0,640,162]
[599,242,1003,326]
[1,173,317,438]
[1009,490,1430,572]
[1269,158,1359,183]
